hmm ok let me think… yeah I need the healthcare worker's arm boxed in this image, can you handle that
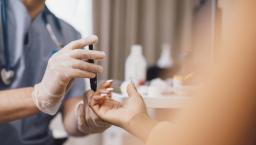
[90,0,256,144]
[0,36,105,122]
[32,35,105,116]
[0,88,39,123]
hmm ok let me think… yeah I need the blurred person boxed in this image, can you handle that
[0,0,110,145]
[89,0,256,145]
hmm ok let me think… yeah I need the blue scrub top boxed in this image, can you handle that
[0,0,85,145]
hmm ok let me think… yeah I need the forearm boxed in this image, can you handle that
[125,113,158,141]
[0,87,40,123]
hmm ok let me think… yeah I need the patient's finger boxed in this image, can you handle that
[101,92,112,99]
[127,83,139,97]
[91,94,108,106]
[99,88,114,94]
[96,80,114,93]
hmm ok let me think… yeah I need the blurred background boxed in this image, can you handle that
[46,0,222,145]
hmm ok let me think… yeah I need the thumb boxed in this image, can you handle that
[84,90,95,104]
[64,35,98,50]
[127,83,139,97]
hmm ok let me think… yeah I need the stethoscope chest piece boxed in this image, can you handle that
[0,5,61,86]
[0,0,14,86]
[1,68,14,85]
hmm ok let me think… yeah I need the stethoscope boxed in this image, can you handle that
[0,0,63,86]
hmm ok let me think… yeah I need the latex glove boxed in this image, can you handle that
[32,35,105,115]
[75,80,113,134]
[89,83,148,130]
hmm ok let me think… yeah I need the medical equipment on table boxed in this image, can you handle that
[0,0,63,86]
[125,45,147,86]
[88,45,97,91]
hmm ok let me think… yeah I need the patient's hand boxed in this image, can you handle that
[90,83,147,129]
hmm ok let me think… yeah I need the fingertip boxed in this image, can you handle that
[127,83,135,91]
[100,93,108,97]
[127,83,138,97]
[105,80,113,86]
[87,35,99,44]
[89,73,96,78]
[99,51,106,57]
[67,35,99,50]
[98,80,114,89]
[106,88,114,92]
[106,79,114,83]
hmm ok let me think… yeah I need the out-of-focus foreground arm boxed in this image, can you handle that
[145,1,256,145]
[0,88,40,123]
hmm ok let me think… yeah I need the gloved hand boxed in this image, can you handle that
[75,80,113,134]
[32,35,105,115]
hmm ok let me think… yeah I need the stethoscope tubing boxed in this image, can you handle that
[42,7,63,48]
[0,1,62,86]
[1,0,11,70]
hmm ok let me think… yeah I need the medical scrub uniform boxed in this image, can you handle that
[0,0,85,145]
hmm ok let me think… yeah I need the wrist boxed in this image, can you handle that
[32,83,64,115]
[124,112,158,140]
[125,112,149,130]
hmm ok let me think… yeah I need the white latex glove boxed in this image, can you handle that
[32,35,105,115]
[75,80,113,134]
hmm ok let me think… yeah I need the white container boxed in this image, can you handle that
[148,78,167,97]
[125,45,147,85]
[157,44,174,69]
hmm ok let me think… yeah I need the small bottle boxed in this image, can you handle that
[125,45,147,86]
[157,44,174,69]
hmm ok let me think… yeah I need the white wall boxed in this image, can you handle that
[46,0,93,37]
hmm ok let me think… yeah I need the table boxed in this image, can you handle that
[112,93,187,109]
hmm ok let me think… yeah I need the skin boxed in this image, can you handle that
[90,0,256,144]
[90,83,158,140]
[0,88,39,123]
[23,0,45,20]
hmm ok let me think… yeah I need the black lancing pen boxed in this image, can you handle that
[88,45,97,91]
